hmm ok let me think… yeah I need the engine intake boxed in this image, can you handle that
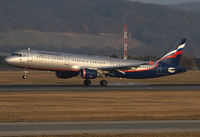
[80,68,97,79]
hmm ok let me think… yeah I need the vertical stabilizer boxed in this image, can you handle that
[158,38,186,66]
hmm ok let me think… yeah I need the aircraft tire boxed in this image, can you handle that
[100,80,108,87]
[22,75,27,79]
[84,79,91,86]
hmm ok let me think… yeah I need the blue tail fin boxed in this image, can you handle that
[157,38,186,66]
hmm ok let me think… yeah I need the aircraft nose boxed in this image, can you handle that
[5,57,15,65]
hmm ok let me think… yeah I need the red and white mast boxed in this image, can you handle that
[124,24,128,60]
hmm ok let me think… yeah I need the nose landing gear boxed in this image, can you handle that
[22,70,28,79]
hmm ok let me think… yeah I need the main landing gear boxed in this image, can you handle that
[83,79,108,86]
[84,79,91,86]
[22,70,28,79]
[100,80,107,86]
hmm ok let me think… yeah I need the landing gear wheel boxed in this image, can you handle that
[100,80,108,87]
[22,75,27,79]
[84,79,91,86]
[22,70,28,79]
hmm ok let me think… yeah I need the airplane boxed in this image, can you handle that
[5,38,187,86]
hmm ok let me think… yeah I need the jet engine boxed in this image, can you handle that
[56,71,79,79]
[80,68,97,79]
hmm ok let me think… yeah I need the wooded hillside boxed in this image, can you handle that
[0,0,199,56]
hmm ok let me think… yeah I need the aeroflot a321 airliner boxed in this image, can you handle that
[5,38,187,86]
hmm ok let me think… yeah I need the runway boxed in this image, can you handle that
[0,120,200,136]
[0,84,199,91]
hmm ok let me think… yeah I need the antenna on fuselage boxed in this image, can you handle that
[123,23,128,60]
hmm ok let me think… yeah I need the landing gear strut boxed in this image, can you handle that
[22,70,28,79]
[84,79,91,86]
[100,80,108,87]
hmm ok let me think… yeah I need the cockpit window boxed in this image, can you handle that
[11,53,22,57]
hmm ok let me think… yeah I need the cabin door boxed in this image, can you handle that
[65,56,69,66]
[157,64,162,74]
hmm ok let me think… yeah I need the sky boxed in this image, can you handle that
[129,0,200,4]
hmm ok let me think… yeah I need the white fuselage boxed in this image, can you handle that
[5,50,148,72]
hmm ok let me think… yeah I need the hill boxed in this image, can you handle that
[169,1,200,12]
[0,0,200,57]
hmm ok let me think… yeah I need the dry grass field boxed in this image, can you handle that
[4,133,200,137]
[0,70,199,85]
[0,90,200,122]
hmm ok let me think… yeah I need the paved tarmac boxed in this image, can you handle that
[0,120,200,136]
[0,84,199,91]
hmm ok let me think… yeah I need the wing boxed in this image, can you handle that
[97,63,149,74]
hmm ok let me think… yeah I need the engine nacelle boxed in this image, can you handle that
[80,68,97,79]
[56,71,79,79]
